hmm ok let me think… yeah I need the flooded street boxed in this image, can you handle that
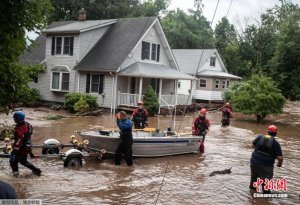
[1,111,299,205]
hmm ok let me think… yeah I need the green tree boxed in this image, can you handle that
[160,9,215,49]
[270,1,300,100]
[143,85,159,116]
[224,75,286,122]
[0,0,51,112]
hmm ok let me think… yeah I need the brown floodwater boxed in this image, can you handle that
[0,111,299,205]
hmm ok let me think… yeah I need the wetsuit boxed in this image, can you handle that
[10,121,41,175]
[192,116,210,153]
[131,108,148,129]
[115,117,133,166]
[221,107,232,127]
[250,134,283,193]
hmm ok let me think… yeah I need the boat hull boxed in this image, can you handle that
[79,131,202,157]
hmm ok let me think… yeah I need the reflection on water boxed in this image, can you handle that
[0,112,299,204]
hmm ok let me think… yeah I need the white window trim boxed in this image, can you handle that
[89,74,104,94]
[52,36,74,56]
[226,79,231,88]
[215,79,220,89]
[199,78,207,88]
[222,80,226,89]
[50,71,70,92]
[142,41,160,63]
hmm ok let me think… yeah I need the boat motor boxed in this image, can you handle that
[42,138,61,154]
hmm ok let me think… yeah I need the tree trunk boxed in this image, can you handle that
[256,114,267,123]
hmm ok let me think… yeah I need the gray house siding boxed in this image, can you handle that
[120,23,173,70]
[78,72,113,108]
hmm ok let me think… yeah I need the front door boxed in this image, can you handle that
[130,77,138,94]
[151,78,159,96]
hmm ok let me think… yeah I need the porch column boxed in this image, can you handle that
[158,78,162,114]
[113,74,118,114]
[138,77,143,102]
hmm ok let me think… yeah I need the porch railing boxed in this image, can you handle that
[118,92,142,107]
[118,93,191,107]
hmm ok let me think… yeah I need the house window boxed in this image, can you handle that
[142,41,160,62]
[141,41,150,60]
[210,56,216,66]
[199,79,207,88]
[215,80,219,89]
[177,81,181,89]
[86,74,104,94]
[226,80,230,88]
[222,80,226,88]
[151,43,160,62]
[51,72,70,91]
[51,37,74,56]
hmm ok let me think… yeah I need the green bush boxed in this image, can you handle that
[64,93,98,113]
[17,88,41,104]
[143,85,159,116]
[224,75,286,122]
[74,97,89,112]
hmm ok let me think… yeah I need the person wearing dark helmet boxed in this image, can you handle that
[192,108,210,154]
[221,102,232,127]
[10,111,41,177]
[131,101,148,129]
[250,125,283,193]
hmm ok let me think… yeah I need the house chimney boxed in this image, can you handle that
[78,8,86,21]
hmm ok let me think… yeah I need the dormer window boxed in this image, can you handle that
[210,56,216,66]
[51,37,74,56]
[141,41,160,62]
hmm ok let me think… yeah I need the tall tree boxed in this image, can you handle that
[0,0,51,111]
[271,4,300,100]
[160,9,215,49]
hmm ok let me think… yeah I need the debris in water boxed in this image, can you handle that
[209,167,232,177]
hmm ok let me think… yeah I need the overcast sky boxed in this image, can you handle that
[168,0,300,31]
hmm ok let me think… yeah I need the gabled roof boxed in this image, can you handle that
[75,17,157,71]
[43,20,117,34]
[172,49,227,75]
[118,62,194,80]
[19,21,74,65]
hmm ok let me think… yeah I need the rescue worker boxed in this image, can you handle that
[192,108,210,153]
[10,111,41,177]
[221,102,232,127]
[131,101,148,129]
[115,111,133,166]
[250,125,283,193]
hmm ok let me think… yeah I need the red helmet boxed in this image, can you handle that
[200,108,207,114]
[225,103,230,107]
[268,125,278,133]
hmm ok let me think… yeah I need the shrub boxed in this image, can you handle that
[17,88,41,105]
[64,93,98,113]
[143,85,159,116]
[224,75,286,122]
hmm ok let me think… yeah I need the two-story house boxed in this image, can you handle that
[172,49,241,102]
[20,15,193,112]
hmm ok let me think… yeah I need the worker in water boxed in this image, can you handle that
[131,100,149,129]
[115,111,133,166]
[221,102,232,127]
[250,125,283,193]
[192,108,210,154]
[10,111,41,177]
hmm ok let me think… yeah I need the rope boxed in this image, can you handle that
[176,0,221,134]
[154,1,222,204]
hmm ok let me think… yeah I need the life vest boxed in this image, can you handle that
[133,108,147,124]
[252,134,276,165]
[194,117,207,133]
[222,107,231,120]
